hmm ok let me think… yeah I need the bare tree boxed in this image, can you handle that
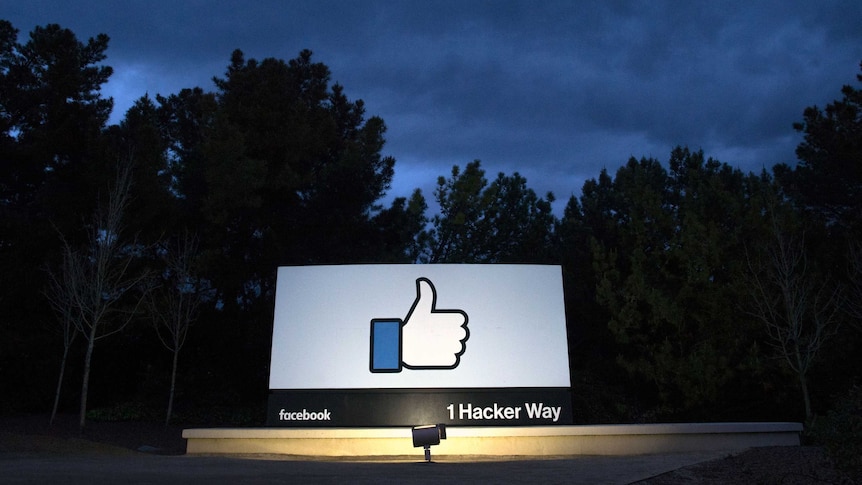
[147,230,205,426]
[744,213,843,422]
[43,247,81,426]
[51,161,152,431]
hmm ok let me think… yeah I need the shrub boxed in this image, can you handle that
[808,384,862,480]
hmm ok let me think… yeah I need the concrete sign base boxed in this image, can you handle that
[183,422,802,457]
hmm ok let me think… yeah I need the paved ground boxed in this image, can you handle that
[0,449,732,484]
[0,416,740,484]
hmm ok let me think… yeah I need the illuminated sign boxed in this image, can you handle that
[267,264,572,426]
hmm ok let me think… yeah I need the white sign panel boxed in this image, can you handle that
[269,264,570,390]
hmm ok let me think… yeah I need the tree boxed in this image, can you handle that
[775,61,862,234]
[43,248,80,426]
[742,191,844,422]
[147,231,206,426]
[155,87,219,208]
[0,21,112,222]
[770,62,862,418]
[483,171,557,263]
[369,189,429,262]
[591,156,678,410]
[105,94,177,242]
[1,20,115,415]
[592,149,768,417]
[161,49,408,286]
[425,161,492,263]
[423,160,557,263]
[152,49,421,400]
[49,161,151,430]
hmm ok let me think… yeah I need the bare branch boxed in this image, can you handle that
[146,229,205,425]
[741,200,844,421]
[44,158,153,430]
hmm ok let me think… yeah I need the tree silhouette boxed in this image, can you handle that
[424,160,556,263]
[743,196,844,421]
[48,161,151,430]
[43,247,80,426]
[147,230,206,426]
[776,62,862,234]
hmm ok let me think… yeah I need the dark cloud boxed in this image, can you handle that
[5,1,861,211]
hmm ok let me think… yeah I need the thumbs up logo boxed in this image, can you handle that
[370,278,469,373]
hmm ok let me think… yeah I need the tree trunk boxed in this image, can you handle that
[799,371,812,422]
[794,344,813,422]
[165,349,178,427]
[49,344,71,426]
[79,332,97,432]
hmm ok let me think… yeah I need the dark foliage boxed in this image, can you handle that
[1,20,860,447]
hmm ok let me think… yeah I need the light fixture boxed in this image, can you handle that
[411,423,447,462]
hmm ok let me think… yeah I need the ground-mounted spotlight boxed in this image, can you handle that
[411,423,447,462]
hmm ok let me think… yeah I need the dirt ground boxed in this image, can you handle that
[0,413,187,455]
[1,414,857,484]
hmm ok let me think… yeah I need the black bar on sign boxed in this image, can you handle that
[266,388,573,427]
